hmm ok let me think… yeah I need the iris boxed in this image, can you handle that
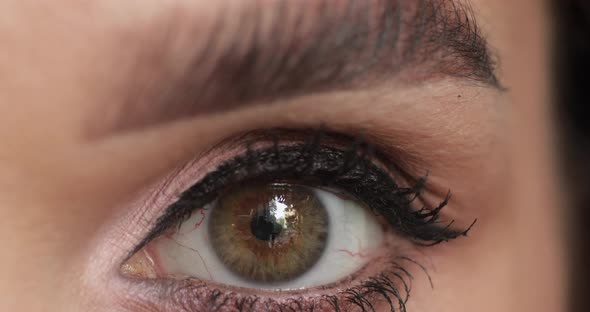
[208,183,330,283]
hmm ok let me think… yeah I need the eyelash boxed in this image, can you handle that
[148,256,427,312]
[128,128,474,311]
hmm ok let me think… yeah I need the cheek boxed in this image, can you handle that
[405,225,516,312]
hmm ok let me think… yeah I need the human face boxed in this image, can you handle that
[0,1,564,311]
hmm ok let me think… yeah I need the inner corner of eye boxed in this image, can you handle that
[122,182,386,290]
[120,248,158,279]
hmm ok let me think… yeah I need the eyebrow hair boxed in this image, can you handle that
[102,0,499,135]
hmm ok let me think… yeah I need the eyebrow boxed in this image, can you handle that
[101,0,499,135]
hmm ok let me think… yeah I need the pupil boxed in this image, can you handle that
[251,212,283,241]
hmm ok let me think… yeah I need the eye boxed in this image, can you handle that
[121,129,474,311]
[146,182,384,289]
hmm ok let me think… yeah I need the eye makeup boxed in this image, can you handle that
[117,128,474,311]
[133,129,472,255]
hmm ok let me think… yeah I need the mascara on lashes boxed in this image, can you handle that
[134,134,473,254]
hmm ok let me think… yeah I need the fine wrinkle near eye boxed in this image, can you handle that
[120,129,474,311]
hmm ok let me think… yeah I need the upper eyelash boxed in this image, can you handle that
[132,129,474,255]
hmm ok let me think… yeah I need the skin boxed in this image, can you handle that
[0,0,565,311]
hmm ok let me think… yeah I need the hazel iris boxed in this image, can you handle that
[208,183,329,283]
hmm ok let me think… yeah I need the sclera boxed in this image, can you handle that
[141,186,384,290]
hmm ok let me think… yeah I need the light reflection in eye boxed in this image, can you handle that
[135,182,385,290]
[210,183,330,283]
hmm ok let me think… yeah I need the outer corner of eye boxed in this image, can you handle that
[121,182,387,290]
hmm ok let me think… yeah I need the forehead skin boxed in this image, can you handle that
[0,1,564,312]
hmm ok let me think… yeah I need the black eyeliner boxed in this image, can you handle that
[133,131,473,255]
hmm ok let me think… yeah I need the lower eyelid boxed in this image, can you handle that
[120,202,432,311]
[118,199,431,311]
[118,243,428,312]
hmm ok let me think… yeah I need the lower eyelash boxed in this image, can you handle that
[125,256,428,312]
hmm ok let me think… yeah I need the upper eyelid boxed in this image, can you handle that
[83,82,492,232]
[131,130,470,256]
